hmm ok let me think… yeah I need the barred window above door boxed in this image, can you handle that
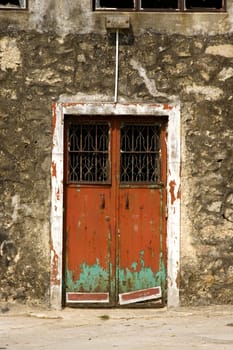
[120,124,161,184]
[67,123,110,184]
[94,0,225,11]
[0,0,27,9]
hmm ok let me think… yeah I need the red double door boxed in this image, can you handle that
[64,116,167,307]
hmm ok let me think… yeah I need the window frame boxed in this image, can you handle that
[93,0,226,12]
[0,0,27,10]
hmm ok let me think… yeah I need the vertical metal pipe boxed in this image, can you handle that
[114,29,119,103]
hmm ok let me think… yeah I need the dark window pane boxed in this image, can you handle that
[186,0,223,9]
[98,0,134,8]
[0,0,20,4]
[141,0,178,8]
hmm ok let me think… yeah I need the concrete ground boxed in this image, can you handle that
[1,304,233,350]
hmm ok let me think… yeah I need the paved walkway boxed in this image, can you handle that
[1,304,233,349]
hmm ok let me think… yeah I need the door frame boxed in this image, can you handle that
[50,99,181,309]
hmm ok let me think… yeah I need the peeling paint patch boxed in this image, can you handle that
[51,161,57,178]
[56,189,60,201]
[163,104,173,111]
[169,180,177,205]
[51,246,60,286]
[118,264,166,293]
[119,251,166,293]
[119,267,158,291]
[66,260,110,292]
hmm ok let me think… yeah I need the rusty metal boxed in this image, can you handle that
[105,15,130,29]
[94,0,225,11]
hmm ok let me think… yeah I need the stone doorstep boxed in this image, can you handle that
[1,302,233,321]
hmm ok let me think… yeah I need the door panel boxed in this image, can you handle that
[65,186,113,303]
[64,116,167,307]
[64,119,115,305]
[118,188,164,294]
[117,121,166,304]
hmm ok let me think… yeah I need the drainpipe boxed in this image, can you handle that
[105,16,130,103]
[114,29,119,103]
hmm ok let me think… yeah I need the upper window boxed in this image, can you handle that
[0,0,27,9]
[94,0,225,11]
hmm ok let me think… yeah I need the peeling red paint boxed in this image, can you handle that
[169,180,176,205]
[50,245,60,286]
[163,104,173,110]
[63,102,81,108]
[62,102,171,110]
[67,292,109,302]
[52,161,57,178]
[56,189,60,200]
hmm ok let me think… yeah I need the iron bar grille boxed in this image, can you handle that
[120,124,161,183]
[68,123,110,183]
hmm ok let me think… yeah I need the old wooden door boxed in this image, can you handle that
[64,116,167,307]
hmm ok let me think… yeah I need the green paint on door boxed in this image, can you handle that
[118,254,166,293]
[66,259,110,292]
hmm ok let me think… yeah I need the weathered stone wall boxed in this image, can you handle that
[0,1,233,306]
[1,0,233,35]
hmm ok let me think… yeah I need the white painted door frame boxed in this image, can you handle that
[50,99,181,309]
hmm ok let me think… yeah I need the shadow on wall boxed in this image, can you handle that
[0,230,17,268]
[221,189,233,223]
[107,29,135,46]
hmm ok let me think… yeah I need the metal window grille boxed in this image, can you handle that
[68,123,110,183]
[120,124,161,183]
